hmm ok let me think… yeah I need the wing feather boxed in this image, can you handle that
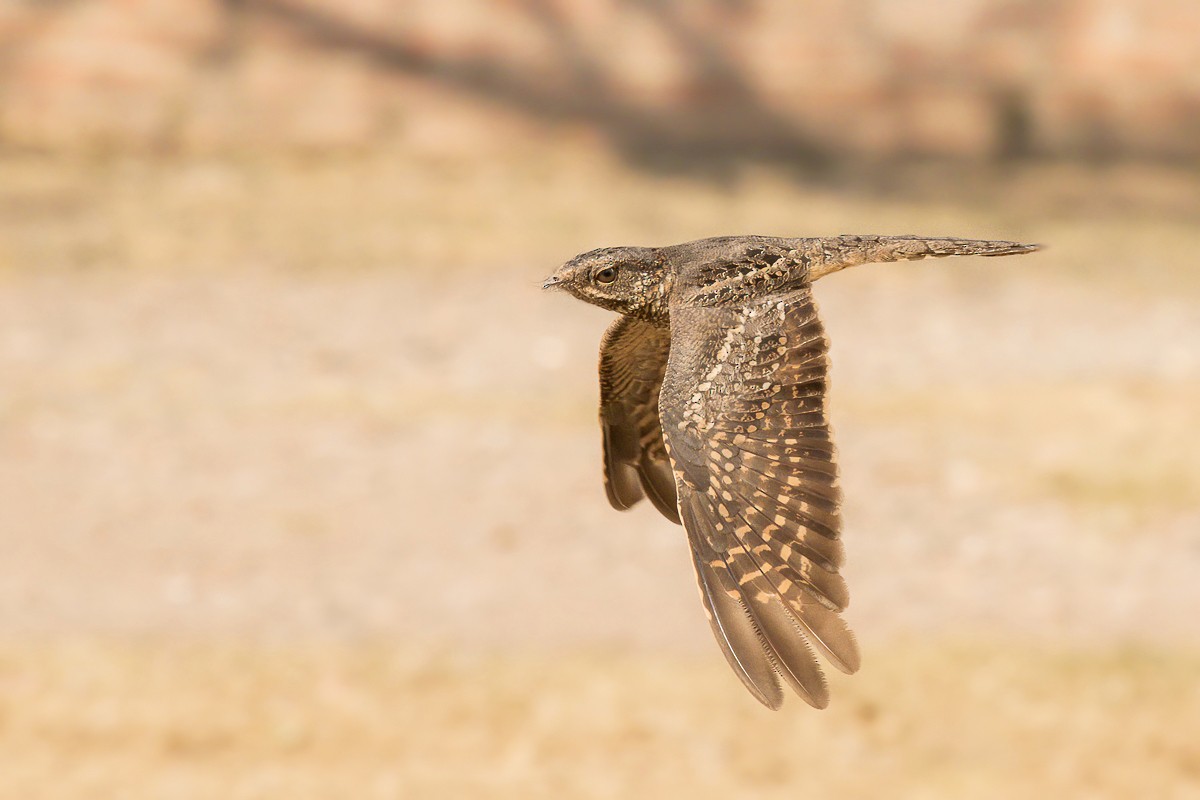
[687,527,784,709]
[598,316,679,523]
[683,495,828,709]
[661,286,860,708]
[725,502,850,611]
[681,496,830,710]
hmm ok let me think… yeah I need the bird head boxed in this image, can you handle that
[542,246,667,317]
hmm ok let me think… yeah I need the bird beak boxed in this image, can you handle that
[542,275,563,290]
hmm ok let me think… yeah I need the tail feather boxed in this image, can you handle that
[803,235,1041,281]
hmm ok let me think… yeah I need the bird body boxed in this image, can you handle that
[545,234,1039,709]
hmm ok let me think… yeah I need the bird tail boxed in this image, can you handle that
[803,235,1041,281]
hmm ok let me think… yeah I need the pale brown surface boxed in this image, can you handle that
[2,642,1198,800]
[1,150,1199,797]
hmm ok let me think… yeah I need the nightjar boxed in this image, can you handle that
[543,235,1040,709]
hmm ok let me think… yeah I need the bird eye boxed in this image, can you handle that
[594,266,618,284]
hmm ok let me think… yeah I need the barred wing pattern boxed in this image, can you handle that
[598,315,680,523]
[660,287,859,709]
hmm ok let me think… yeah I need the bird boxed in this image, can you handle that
[543,234,1040,709]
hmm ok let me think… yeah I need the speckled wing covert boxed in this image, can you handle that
[660,286,857,709]
[598,315,679,523]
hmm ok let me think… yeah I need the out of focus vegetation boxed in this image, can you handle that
[2,642,1199,799]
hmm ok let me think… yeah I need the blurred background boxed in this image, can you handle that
[1,1,1198,797]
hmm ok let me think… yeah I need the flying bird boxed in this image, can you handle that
[543,234,1040,709]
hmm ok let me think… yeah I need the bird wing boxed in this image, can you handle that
[598,315,680,523]
[659,286,859,709]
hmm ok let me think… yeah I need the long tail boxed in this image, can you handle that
[801,235,1041,281]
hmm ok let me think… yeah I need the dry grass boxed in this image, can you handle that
[1,640,1198,800]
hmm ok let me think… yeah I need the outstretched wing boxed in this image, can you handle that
[598,316,679,523]
[660,287,859,709]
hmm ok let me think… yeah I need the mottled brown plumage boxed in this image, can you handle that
[544,234,1040,709]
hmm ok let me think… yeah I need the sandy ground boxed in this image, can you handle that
[2,642,1198,799]
[0,151,1198,798]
